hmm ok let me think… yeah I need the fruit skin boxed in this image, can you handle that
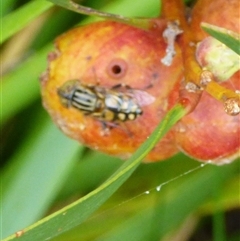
[196,37,240,82]
[190,0,240,42]
[175,73,240,164]
[174,0,240,164]
[41,20,184,162]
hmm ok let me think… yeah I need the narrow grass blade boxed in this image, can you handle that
[48,0,156,30]
[95,161,238,241]
[1,44,53,125]
[1,0,53,43]
[1,0,17,17]
[1,113,81,238]
[2,104,187,241]
[201,22,240,55]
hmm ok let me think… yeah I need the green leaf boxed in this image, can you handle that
[200,174,240,214]
[1,0,53,43]
[94,161,238,241]
[56,151,123,201]
[48,0,158,30]
[1,44,53,124]
[1,0,17,17]
[51,157,240,241]
[2,104,187,241]
[201,22,240,55]
[1,112,81,238]
[213,210,227,241]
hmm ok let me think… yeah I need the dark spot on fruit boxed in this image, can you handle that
[152,72,159,79]
[107,58,127,79]
[48,51,59,61]
[112,65,122,74]
[85,55,92,61]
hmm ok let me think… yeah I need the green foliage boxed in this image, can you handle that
[1,0,53,43]
[2,103,186,241]
[201,22,240,55]
[1,1,239,241]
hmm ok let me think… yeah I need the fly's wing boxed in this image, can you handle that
[131,90,156,107]
[109,84,155,107]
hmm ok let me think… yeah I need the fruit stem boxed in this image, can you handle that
[200,70,240,115]
[161,0,240,115]
[161,0,202,113]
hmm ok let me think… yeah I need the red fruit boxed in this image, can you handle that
[41,20,183,162]
[196,37,240,82]
[190,0,240,41]
[175,74,240,164]
[174,0,240,164]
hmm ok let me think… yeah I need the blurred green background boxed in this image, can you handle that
[1,0,239,240]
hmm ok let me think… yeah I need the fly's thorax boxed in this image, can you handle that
[57,80,100,114]
[71,88,98,113]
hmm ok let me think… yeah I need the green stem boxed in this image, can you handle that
[48,0,154,29]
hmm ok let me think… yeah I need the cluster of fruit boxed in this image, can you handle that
[40,0,239,164]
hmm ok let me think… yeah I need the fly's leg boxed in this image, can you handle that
[99,120,133,137]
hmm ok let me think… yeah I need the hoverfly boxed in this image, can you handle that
[57,79,155,122]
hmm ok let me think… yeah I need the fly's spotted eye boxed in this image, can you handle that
[107,58,128,79]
